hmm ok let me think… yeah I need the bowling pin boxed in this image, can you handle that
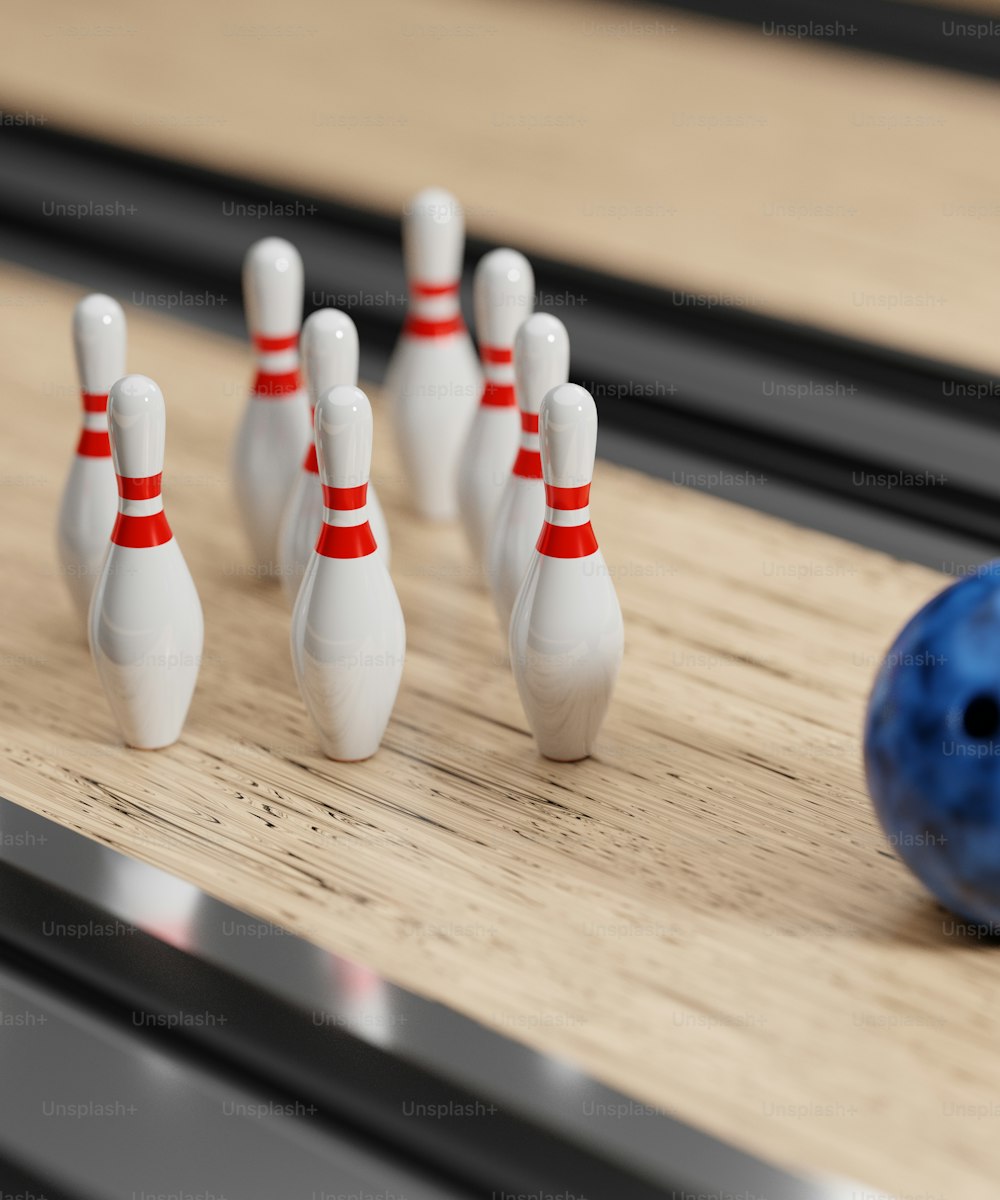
[89,375,204,750]
[509,383,623,762]
[277,309,391,603]
[291,385,405,761]
[458,248,534,567]
[232,237,311,574]
[386,187,481,519]
[487,314,569,631]
[57,294,125,624]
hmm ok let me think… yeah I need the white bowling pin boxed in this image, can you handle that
[487,314,569,631]
[290,385,405,761]
[57,294,125,624]
[458,248,534,567]
[89,375,204,750]
[509,383,623,762]
[386,187,481,520]
[231,237,311,574]
[277,309,390,604]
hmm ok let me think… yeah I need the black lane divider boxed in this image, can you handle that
[649,0,1000,81]
[0,860,681,1200]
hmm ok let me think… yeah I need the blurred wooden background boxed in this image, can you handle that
[3,0,1000,369]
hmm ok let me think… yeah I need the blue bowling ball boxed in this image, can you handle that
[864,561,1000,925]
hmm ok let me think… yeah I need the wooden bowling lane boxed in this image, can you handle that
[2,259,998,1198]
[3,0,1000,373]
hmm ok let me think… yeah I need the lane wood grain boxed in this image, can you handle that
[0,261,993,1199]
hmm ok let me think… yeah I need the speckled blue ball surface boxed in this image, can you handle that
[864,561,1000,924]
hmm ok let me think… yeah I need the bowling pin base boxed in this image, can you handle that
[125,739,179,752]
[321,748,378,763]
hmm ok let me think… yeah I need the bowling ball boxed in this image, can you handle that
[864,561,1000,925]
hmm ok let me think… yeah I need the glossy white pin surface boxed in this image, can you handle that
[488,314,569,632]
[276,309,391,603]
[458,248,534,568]
[231,237,311,575]
[385,187,481,520]
[89,375,204,750]
[509,383,623,762]
[290,385,405,761]
[57,294,125,624]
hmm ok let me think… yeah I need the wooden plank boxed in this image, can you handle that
[1,260,993,1198]
[4,0,1000,372]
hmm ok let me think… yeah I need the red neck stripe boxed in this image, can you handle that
[404,314,464,339]
[512,448,542,479]
[77,430,111,458]
[545,482,591,510]
[303,443,319,474]
[82,390,108,413]
[322,483,368,510]
[253,368,302,397]
[411,280,459,297]
[111,512,172,548]
[481,345,513,364]
[536,521,598,558]
[520,411,539,433]
[253,332,298,353]
[480,382,516,408]
[316,521,377,558]
[117,473,162,500]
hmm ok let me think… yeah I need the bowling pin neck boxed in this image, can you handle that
[404,278,464,335]
[315,385,373,488]
[322,482,369,524]
[478,344,516,408]
[535,383,599,558]
[117,470,164,511]
[316,484,376,559]
[301,309,359,406]
[402,187,468,337]
[536,481,598,559]
[243,237,303,358]
[513,314,571,418]
[108,375,165,478]
[73,293,126,395]
[107,374,173,549]
[76,390,112,459]
[473,249,534,394]
[302,408,319,475]
[540,383,598,488]
[511,407,543,480]
[251,332,302,399]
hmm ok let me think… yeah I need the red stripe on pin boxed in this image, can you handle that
[111,512,173,548]
[117,473,162,499]
[253,332,298,352]
[481,345,513,364]
[322,483,368,510]
[82,391,108,413]
[480,382,516,407]
[316,521,377,558]
[303,443,319,474]
[520,412,539,433]
[512,448,542,479]
[411,280,459,297]
[536,520,598,558]
[545,483,591,510]
[404,315,464,339]
[77,430,111,458]
[253,369,302,397]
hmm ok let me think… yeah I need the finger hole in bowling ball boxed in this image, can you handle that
[962,693,1000,739]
